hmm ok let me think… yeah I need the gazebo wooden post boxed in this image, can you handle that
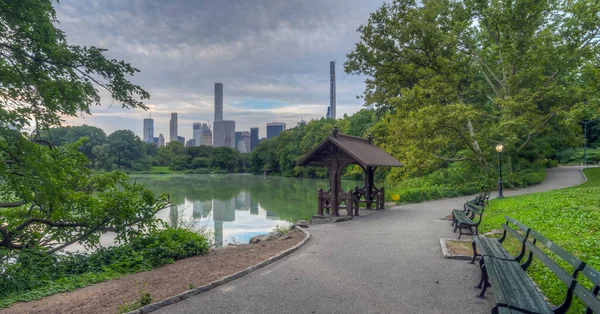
[329,149,340,217]
[365,166,373,209]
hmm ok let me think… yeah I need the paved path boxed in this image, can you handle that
[157,167,584,314]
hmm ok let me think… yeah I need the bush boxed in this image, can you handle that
[386,162,546,203]
[0,228,209,307]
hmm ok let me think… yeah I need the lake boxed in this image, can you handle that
[126,174,361,247]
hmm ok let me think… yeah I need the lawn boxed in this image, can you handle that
[479,168,600,312]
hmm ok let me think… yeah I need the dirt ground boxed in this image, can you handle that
[445,239,478,256]
[1,229,305,314]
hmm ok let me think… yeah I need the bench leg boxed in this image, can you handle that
[458,225,463,239]
[470,240,478,264]
[477,262,490,298]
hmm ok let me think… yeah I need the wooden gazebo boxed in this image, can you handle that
[296,127,404,217]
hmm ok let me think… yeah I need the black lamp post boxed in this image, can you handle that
[496,144,504,199]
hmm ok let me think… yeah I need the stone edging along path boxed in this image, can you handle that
[125,226,311,314]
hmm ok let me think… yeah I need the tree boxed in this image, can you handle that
[106,130,144,168]
[0,1,168,252]
[42,125,107,160]
[345,0,600,175]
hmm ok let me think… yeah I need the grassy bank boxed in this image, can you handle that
[0,228,210,309]
[387,164,547,204]
[479,168,600,312]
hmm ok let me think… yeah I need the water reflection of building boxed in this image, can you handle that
[250,199,259,215]
[235,192,250,211]
[192,200,212,219]
[169,205,179,228]
[213,199,235,247]
[266,210,279,220]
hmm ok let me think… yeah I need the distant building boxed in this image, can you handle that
[186,139,196,147]
[177,136,185,145]
[143,118,154,143]
[169,113,178,142]
[213,120,235,148]
[193,122,202,146]
[201,123,212,146]
[235,132,242,150]
[153,137,158,146]
[266,122,286,139]
[329,60,336,119]
[326,106,331,119]
[158,133,165,147]
[214,83,223,122]
[250,127,259,151]
[237,140,247,153]
[259,137,267,144]
[235,131,250,153]
[242,131,250,153]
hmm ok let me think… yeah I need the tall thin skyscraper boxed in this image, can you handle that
[143,118,154,143]
[169,112,178,142]
[330,61,336,119]
[193,122,202,146]
[214,83,223,121]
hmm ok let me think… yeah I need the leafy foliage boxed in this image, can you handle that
[479,168,600,312]
[0,0,169,252]
[387,162,546,203]
[345,0,600,175]
[0,228,210,308]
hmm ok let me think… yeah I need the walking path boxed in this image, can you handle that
[156,167,585,314]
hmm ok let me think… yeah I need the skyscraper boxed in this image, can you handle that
[213,120,235,148]
[202,123,212,146]
[250,127,259,151]
[169,112,178,142]
[266,122,286,139]
[214,83,223,122]
[143,118,154,143]
[242,131,250,153]
[193,122,202,146]
[158,133,165,147]
[235,131,242,150]
[330,60,336,119]
[177,136,185,145]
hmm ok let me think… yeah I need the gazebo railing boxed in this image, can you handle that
[317,188,354,218]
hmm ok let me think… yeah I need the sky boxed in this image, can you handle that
[56,0,384,140]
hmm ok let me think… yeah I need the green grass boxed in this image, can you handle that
[480,168,600,312]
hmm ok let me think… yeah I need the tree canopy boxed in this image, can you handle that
[345,0,600,176]
[0,0,167,252]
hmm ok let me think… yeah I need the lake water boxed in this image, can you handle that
[123,174,361,247]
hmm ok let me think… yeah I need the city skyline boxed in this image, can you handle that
[55,0,384,141]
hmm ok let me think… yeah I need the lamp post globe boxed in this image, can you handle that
[496,144,504,198]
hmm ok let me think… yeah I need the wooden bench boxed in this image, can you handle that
[451,191,490,228]
[474,218,600,313]
[470,216,530,264]
[452,202,484,239]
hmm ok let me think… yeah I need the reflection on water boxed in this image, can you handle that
[131,174,360,247]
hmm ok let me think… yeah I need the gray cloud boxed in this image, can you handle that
[57,0,383,139]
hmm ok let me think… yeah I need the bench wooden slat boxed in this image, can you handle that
[525,239,582,288]
[487,257,553,313]
[574,283,600,314]
[529,229,584,270]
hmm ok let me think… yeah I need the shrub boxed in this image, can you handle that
[386,162,546,203]
[0,228,209,306]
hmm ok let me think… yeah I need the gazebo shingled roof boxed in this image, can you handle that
[296,133,404,168]
[296,127,403,217]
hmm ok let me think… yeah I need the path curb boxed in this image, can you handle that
[126,226,311,314]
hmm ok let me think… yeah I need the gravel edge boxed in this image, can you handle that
[125,226,311,314]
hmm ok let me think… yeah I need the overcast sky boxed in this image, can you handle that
[57,0,384,140]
